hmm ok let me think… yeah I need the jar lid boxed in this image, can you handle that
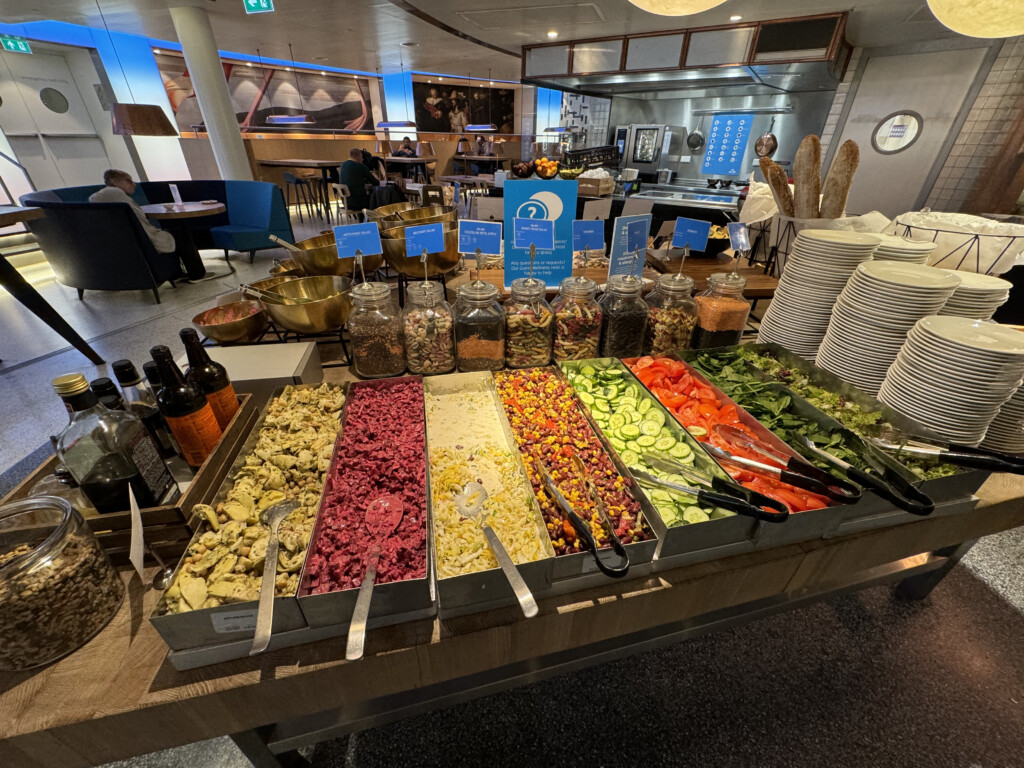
[658,273,694,294]
[559,275,598,297]
[458,279,498,301]
[606,274,643,296]
[708,272,747,291]
[52,373,89,396]
[510,277,546,300]
[350,282,391,301]
[406,280,445,305]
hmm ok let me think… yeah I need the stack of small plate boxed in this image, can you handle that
[981,387,1024,453]
[815,262,961,395]
[758,229,880,359]
[871,233,937,264]
[878,316,1024,445]
[937,269,1012,320]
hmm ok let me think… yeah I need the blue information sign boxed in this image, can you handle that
[404,223,445,257]
[504,179,577,287]
[701,113,752,177]
[513,218,555,250]
[727,222,751,253]
[671,217,712,252]
[607,214,652,281]
[458,220,502,255]
[334,223,382,258]
[572,220,605,252]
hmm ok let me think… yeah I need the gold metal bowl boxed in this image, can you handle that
[242,275,292,300]
[381,223,460,277]
[262,276,352,334]
[394,204,457,223]
[365,201,418,221]
[291,232,383,277]
[269,259,304,277]
[192,300,267,344]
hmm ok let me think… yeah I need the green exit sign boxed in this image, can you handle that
[243,0,274,13]
[0,35,32,54]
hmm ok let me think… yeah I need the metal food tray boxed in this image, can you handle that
[560,358,760,567]
[645,355,851,549]
[297,376,436,630]
[494,367,657,593]
[424,372,556,619]
[714,343,990,504]
[150,384,347,652]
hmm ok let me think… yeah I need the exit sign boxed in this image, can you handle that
[0,36,32,54]
[243,0,274,13]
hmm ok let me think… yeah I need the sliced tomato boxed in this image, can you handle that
[633,356,655,370]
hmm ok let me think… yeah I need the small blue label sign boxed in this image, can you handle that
[334,223,382,258]
[513,217,555,251]
[608,214,652,281]
[671,217,712,252]
[572,220,605,252]
[458,220,503,255]
[626,219,647,254]
[405,222,445,258]
[243,0,274,13]
[727,222,750,252]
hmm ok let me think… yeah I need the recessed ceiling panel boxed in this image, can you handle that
[456,3,605,30]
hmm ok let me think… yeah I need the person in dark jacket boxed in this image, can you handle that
[340,148,379,211]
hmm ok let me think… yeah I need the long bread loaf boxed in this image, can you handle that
[819,140,860,219]
[759,156,794,218]
[792,135,821,219]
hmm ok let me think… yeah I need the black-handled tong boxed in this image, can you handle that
[868,435,1024,475]
[798,436,934,516]
[533,459,630,578]
[639,452,789,523]
[713,424,862,503]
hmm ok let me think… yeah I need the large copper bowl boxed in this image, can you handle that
[262,276,352,334]
[365,201,418,221]
[380,222,460,277]
[242,275,292,300]
[393,204,457,223]
[291,232,383,277]
[192,300,267,344]
[269,259,304,277]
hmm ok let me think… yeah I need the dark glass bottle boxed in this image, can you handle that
[150,345,222,470]
[52,373,177,513]
[112,359,180,461]
[90,377,126,411]
[143,360,162,391]
[179,328,239,429]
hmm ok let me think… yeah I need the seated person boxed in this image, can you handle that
[360,148,387,182]
[342,148,380,211]
[89,169,175,254]
[471,135,496,175]
[392,137,417,158]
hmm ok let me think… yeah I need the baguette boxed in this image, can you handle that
[819,140,860,219]
[792,135,821,219]
[759,157,794,218]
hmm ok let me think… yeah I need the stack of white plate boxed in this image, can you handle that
[815,262,961,395]
[937,270,1012,320]
[878,316,1024,445]
[758,229,880,359]
[871,233,937,264]
[981,387,1024,453]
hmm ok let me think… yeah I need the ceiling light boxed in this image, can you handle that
[489,81,494,85]
[730,15,742,21]
[153,48,161,54]
[926,0,1024,37]
[320,70,326,75]
[438,76,444,81]
[547,31,558,38]
[246,62,253,67]
[626,0,728,16]
[285,66,291,71]
[467,124,497,132]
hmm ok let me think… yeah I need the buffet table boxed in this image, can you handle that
[2,472,1022,768]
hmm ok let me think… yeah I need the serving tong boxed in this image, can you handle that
[533,458,630,578]
[635,452,789,522]
[710,424,862,504]
[867,429,1024,475]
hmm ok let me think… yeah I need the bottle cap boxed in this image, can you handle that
[111,359,141,385]
[90,377,119,399]
[51,373,89,396]
[142,361,162,388]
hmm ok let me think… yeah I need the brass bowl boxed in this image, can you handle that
[242,275,292,300]
[291,232,383,277]
[192,300,267,344]
[365,201,418,221]
[269,259,304,277]
[381,224,460,277]
[379,213,458,238]
[394,205,457,223]
[262,276,352,334]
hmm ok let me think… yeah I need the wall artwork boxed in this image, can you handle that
[412,80,515,134]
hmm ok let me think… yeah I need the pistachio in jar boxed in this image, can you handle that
[504,277,553,368]
[403,281,455,375]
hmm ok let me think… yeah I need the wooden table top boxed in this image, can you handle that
[258,159,344,168]
[383,156,436,163]
[438,175,495,186]
[454,154,500,161]
[139,202,226,220]
[0,205,43,228]
[2,473,1021,767]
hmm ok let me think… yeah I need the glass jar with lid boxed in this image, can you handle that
[692,272,751,349]
[551,276,603,361]
[504,277,554,368]
[347,282,406,378]
[454,280,505,371]
[403,281,455,375]
[0,497,124,671]
[598,274,648,358]
[643,273,698,356]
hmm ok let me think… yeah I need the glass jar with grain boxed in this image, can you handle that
[643,273,698,355]
[692,272,751,349]
[347,282,406,378]
[551,276,602,361]
[403,281,455,375]
[598,274,648,358]
[504,277,553,368]
[454,280,505,371]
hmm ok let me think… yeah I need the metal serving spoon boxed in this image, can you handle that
[250,500,300,656]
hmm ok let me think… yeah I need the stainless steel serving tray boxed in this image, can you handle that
[151,384,348,651]
[297,376,436,630]
[425,372,556,618]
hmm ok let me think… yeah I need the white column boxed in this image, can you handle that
[168,6,252,180]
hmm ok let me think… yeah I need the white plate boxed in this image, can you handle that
[871,233,937,252]
[939,270,1013,293]
[854,261,962,290]
[796,230,883,247]
[914,316,1024,356]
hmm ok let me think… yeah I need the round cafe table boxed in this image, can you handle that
[140,201,227,281]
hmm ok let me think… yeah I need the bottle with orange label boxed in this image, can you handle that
[150,345,222,470]
[179,328,239,429]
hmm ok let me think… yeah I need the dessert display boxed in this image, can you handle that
[159,384,345,614]
[495,368,649,555]
[305,379,427,593]
[425,379,550,578]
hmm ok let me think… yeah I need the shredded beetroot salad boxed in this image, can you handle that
[306,378,427,593]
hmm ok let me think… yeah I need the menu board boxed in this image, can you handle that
[701,113,752,177]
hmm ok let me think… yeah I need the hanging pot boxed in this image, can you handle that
[755,117,778,158]
[686,115,705,153]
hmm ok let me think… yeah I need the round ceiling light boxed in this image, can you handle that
[926,0,1024,38]
[626,0,728,15]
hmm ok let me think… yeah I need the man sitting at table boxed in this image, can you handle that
[393,137,417,158]
[89,170,176,255]
[341,148,379,213]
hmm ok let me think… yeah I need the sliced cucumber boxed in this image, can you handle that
[609,413,627,430]
[624,384,639,398]
[638,398,653,415]
[709,507,737,520]
[580,365,597,376]
[578,391,595,405]
[653,435,677,451]
[636,435,657,448]
[609,437,627,452]
[619,397,638,411]
[620,450,640,467]
[646,409,666,428]
[620,423,641,438]
[599,369,623,380]
[640,420,661,436]
[658,427,674,439]
[626,440,642,453]
[628,409,644,423]
[682,507,710,525]
[669,443,693,460]
[574,378,593,392]
[687,426,708,437]
[594,399,611,413]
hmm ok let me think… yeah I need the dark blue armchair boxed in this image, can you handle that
[210,181,294,263]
